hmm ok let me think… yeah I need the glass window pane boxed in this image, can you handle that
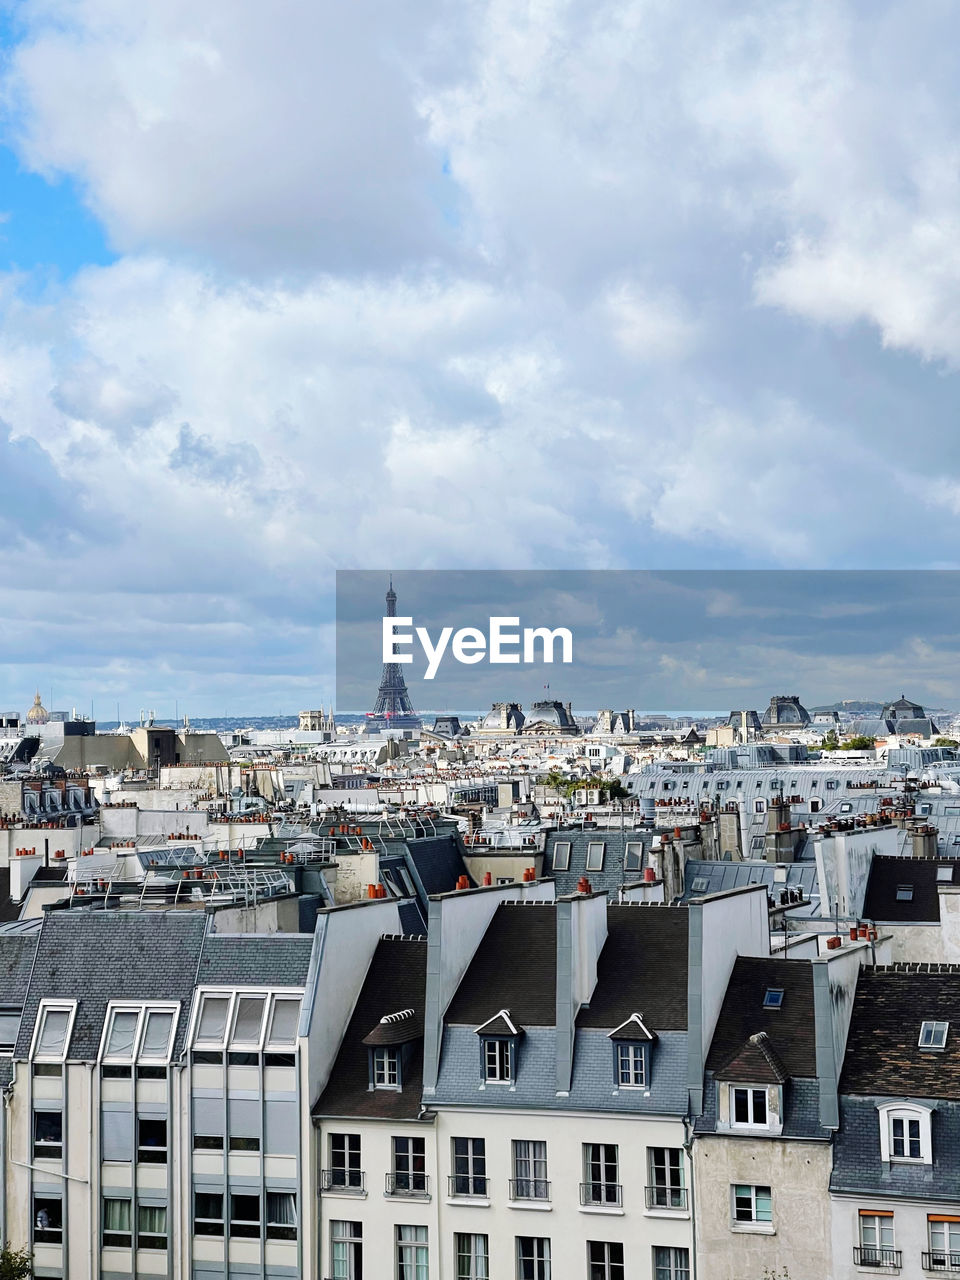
[268,997,300,1045]
[232,996,265,1044]
[141,1011,174,1059]
[138,1204,166,1233]
[196,995,229,1044]
[38,1009,70,1057]
[0,1010,21,1050]
[106,1011,139,1058]
[104,1198,132,1230]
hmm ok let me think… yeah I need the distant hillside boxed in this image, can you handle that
[809,701,884,716]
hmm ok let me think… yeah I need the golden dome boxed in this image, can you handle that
[26,691,48,724]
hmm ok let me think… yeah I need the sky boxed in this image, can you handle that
[338,571,960,715]
[2,2,960,716]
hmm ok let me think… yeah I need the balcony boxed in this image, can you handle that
[580,1181,623,1208]
[645,1185,688,1211]
[320,1169,365,1194]
[923,1253,960,1273]
[509,1178,551,1202]
[385,1172,430,1198]
[854,1246,901,1270]
[448,1174,489,1198]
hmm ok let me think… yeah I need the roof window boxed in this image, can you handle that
[896,884,914,901]
[937,866,954,882]
[919,1020,949,1051]
[763,989,784,1010]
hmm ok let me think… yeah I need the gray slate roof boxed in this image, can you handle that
[196,931,315,988]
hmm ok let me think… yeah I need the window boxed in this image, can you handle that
[33,1110,62,1160]
[392,1135,427,1194]
[896,884,914,901]
[373,1045,400,1088]
[938,865,956,882]
[231,995,266,1045]
[33,1195,62,1243]
[266,1191,297,1241]
[195,995,230,1045]
[920,1020,949,1050]
[582,1143,621,1206]
[616,1042,646,1087]
[137,1117,167,1164]
[194,1191,224,1236]
[103,1196,132,1247]
[267,996,300,1046]
[101,1004,177,1064]
[230,1193,261,1239]
[754,800,766,813]
[586,842,605,872]
[859,1211,895,1267]
[647,1147,685,1210]
[928,1217,960,1271]
[624,842,644,871]
[456,1233,489,1280]
[451,1137,487,1196]
[396,1225,428,1280]
[731,1086,768,1127]
[763,988,785,1010]
[654,1247,691,1280]
[733,1184,772,1226]
[194,1132,223,1151]
[512,1139,549,1200]
[484,1037,512,1082]
[328,1133,363,1190]
[517,1237,551,1280]
[879,1103,932,1164]
[891,1114,922,1160]
[331,1220,362,1280]
[0,1007,21,1053]
[690,877,709,893]
[551,842,571,872]
[137,1204,167,1250]
[588,1241,624,1280]
[33,1003,75,1061]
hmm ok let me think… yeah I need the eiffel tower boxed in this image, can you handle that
[366,578,421,731]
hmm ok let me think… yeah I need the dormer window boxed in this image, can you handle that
[878,1102,933,1165]
[373,1046,400,1088]
[475,1010,520,1085]
[920,1021,949,1051]
[732,1087,767,1127]
[609,1013,656,1091]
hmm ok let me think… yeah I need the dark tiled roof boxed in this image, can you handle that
[196,932,315,988]
[544,829,653,898]
[862,856,953,922]
[314,937,427,1119]
[445,905,557,1028]
[363,1008,423,1045]
[0,870,20,922]
[15,911,208,1060]
[705,956,816,1078]
[405,834,471,897]
[841,965,960,1098]
[0,933,39,1003]
[578,906,689,1032]
[716,1031,789,1084]
[474,1010,520,1036]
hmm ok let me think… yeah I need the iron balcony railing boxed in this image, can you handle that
[923,1253,960,1273]
[853,1246,901,1269]
[448,1174,489,1197]
[509,1178,551,1201]
[580,1181,623,1207]
[645,1184,688,1210]
[385,1172,430,1197]
[320,1168,365,1194]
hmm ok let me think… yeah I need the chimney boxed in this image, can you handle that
[556,889,608,1094]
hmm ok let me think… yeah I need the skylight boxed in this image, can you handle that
[690,877,709,893]
[919,1021,949,1051]
[937,866,954,883]
[896,884,914,901]
[763,988,785,1010]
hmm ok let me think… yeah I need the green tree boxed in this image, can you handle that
[541,770,567,808]
[0,1245,32,1280]
[934,737,959,748]
[821,729,839,751]
[840,735,876,751]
